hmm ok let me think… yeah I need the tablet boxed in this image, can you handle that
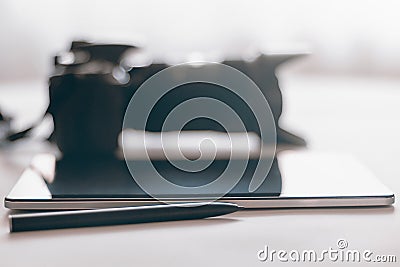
[4,151,394,210]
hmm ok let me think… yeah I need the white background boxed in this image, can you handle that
[1,0,400,82]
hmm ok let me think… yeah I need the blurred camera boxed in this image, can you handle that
[47,41,305,157]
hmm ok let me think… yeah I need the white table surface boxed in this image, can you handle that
[0,74,399,266]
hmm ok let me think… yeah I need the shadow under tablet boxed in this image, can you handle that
[46,157,282,199]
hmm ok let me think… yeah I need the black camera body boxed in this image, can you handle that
[48,41,304,157]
